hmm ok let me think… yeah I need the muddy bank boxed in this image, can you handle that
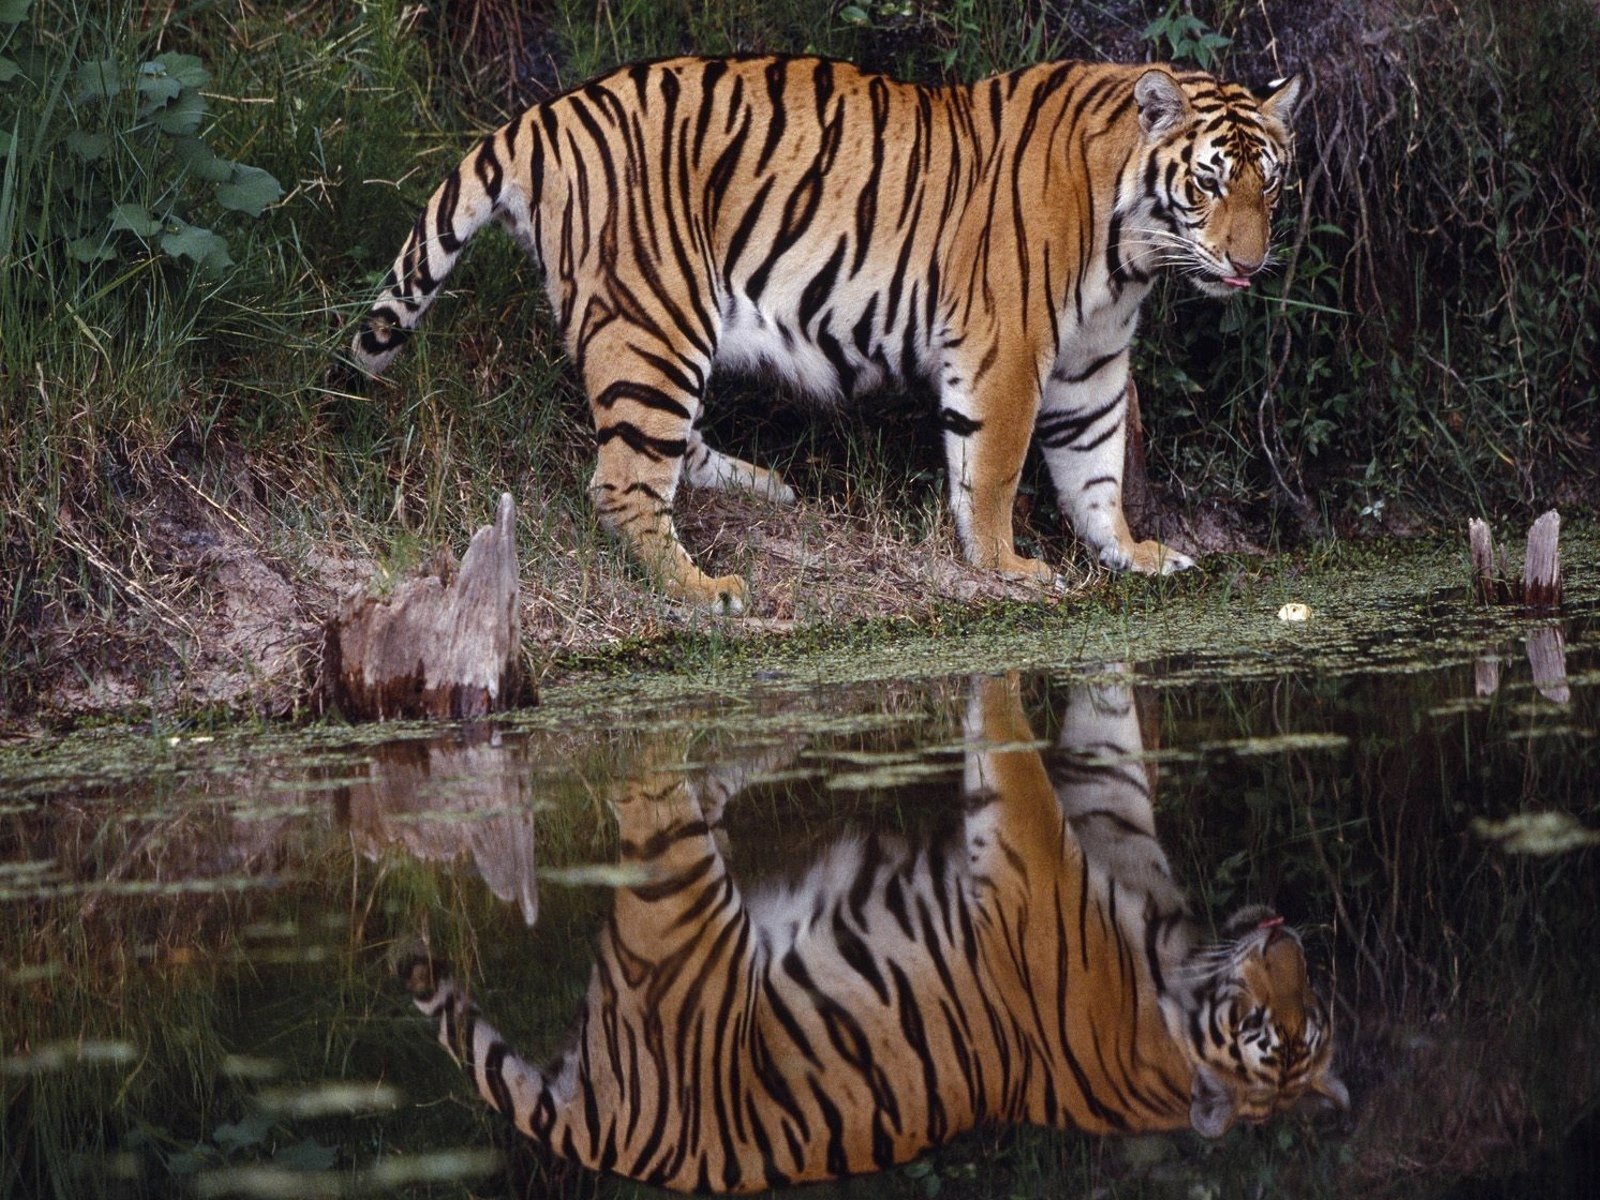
[5,448,1290,730]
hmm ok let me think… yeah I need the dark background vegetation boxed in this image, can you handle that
[1,0,1597,714]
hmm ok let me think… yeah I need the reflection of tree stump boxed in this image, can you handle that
[323,493,530,720]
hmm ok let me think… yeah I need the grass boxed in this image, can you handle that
[1,0,1596,726]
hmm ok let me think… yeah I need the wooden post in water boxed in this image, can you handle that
[1522,510,1561,611]
[1468,510,1561,609]
[1468,518,1501,604]
[322,493,530,720]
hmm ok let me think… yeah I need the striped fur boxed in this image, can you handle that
[352,55,1304,611]
[400,675,1344,1191]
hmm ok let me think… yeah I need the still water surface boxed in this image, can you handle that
[3,548,1597,1199]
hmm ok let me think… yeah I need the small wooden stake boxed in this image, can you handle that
[323,493,529,720]
[1468,518,1499,604]
[1122,377,1155,537]
[1522,509,1562,611]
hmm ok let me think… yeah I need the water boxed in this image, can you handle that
[3,543,1598,1199]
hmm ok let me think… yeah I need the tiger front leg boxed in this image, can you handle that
[583,340,751,614]
[1038,353,1194,576]
[939,358,1058,586]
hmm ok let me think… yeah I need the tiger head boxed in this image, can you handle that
[1127,68,1306,298]
[1170,905,1348,1137]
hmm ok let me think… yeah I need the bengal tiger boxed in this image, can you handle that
[398,674,1346,1192]
[351,55,1305,612]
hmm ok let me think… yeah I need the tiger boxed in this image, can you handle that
[351,55,1305,612]
[398,673,1346,1192]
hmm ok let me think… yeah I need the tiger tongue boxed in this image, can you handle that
[1222,275,1253,289]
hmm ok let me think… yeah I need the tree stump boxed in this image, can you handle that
[1122,377,1156,539]
[1468,510,1561,609]
[1522,510,1561,611]
[323,493,530,720]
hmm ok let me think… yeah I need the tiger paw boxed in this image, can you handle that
[667,571,751,614]
[1101,539,1195,576]
[996,553,1058,585]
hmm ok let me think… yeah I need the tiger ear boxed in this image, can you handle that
[1135,70,1190,138]
[1257,74,1308,126]
[1189,1067,1239,1139]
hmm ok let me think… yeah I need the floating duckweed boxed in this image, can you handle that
[0,876,293,902]
[219,1054,283,1081]
[2,1039,138,1076]
[540,862,655,888]
[826,762,957,791]
[1471,811,1600,855]
[255,1080,401,1118]
[1203,733,1351,757]
[194,1149,502,1198]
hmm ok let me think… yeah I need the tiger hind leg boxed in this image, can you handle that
[684,431,797,504]
[583,337,750,613]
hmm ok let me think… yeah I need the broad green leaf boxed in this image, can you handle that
[108,203,162,237]
[0,129,12,157]
[214,164,282,216]
[151,88,206,135]
[271,1138,338,1172]
[75,59,121,101]
[67,236,117,263]
[66,235,118,263]
[135,72,182,107]
[0,56,19,83]
[151,52,207,90]
[0,0,32,25]
[212,1110,274,1154]
[65,129,110,160]
[159,221,233,272]
[171,136,232,182]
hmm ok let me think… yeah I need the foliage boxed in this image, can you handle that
[0,0,281,276]
[1140,0,1231,69]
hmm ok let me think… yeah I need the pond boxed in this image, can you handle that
[3,540,1597,1199]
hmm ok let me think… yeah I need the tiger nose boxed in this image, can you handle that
[1226,249,1265,276]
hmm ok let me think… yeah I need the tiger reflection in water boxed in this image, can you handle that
[400,674,1346,1192]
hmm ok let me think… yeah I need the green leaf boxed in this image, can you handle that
[151,88,207,135]
[272,1138,338,1171]
[65,129,110,160]
[135,72,182,106]
[0,0,32,24]
[0,56,19,83]
[67,236,117,263]
[0,129,12,157]
[159,221,233,272]
[151,52,208,90]
[108,203,162,237]
[212,1110,274,1154]
[214,164,282,216]
[171,136,232,182]
[75,59,122,101]
[838,4,870,25]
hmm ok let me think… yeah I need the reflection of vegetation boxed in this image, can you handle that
[3,605,1597,1197]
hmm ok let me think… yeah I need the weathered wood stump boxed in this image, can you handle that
[1522,510,1561,611]
[323,493,530,720]
[1468,509,1562,609]
[1122,377,1156,538]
